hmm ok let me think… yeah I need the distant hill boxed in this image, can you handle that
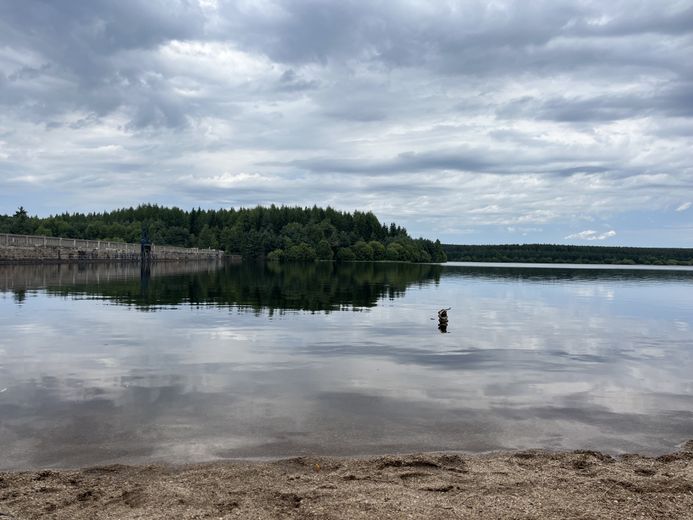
[0,205,447,263]
[443,243,693,266]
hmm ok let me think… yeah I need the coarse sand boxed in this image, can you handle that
[1,441,692,519]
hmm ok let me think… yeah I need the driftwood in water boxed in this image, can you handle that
[438,307,451,332]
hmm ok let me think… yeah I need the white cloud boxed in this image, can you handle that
[1,1,692,246]
[564,230,616,241]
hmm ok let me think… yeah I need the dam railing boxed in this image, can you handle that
[0,233,225,258]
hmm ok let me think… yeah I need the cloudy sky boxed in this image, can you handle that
[1,1,692,246]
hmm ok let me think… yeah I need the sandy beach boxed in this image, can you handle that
[1,442,691,519]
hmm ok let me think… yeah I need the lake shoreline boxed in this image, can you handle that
[2,443,691,519]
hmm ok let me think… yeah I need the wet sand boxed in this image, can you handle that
[1,442,692,519]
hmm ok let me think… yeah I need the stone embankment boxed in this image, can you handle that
[0,233,226,264]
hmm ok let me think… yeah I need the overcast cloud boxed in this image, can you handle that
[1,0,692,246]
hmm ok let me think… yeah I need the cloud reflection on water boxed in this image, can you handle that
[0,262,692,469]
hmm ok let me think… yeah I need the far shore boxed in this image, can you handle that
[444,260,693,270]
[1,443,691,519]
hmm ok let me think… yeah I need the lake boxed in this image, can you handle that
[1,261,692,469]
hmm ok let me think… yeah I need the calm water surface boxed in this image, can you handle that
[1,261,692,469]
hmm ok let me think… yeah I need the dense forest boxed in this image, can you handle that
[443,243,693,266]
[0,205,447,263]
[6,204,691,265]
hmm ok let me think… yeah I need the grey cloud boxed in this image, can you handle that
[0,1,204,56]
[0,0,206,128]
[506,96,647,123]
[2,1,691,129]
[276,69,319,92]
[219,1,581,67]
[554,166,610,176]
[283,149,627,177]
[218,1,691,78]
[569,3,693,37]
[7,63,52,81]
[500,81,693,123]
[1,1,692,246]
[283,151,497,175]
[395,151,497,173]
[218,1,385,65]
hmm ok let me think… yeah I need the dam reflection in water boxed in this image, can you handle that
[0,261,692,469]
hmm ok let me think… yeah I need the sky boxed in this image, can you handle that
[0,0,692,247]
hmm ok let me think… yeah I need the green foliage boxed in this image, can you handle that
[34,225,53,237]
[369,240,385,260]
[197,225,218,249]
[7,204,691,265]
[0,204,445,264]
[385,242,406,261]
[285,243,317,262]
[443,243,693,266]
[352,240,373,260]
[431,239,447,262]
[266,249,284,262]
[10,206,33,235]
[336,247,356,262]
[316,239,334,261]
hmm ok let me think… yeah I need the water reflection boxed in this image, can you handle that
[0,261,692,469]
[442,262,693,282]
[3,261,693,312]
[0,261,443,312]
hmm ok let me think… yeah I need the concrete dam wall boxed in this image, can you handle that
[0,233,227,264]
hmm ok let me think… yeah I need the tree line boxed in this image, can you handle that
[0,205,447,263]
[443,243,693,266]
